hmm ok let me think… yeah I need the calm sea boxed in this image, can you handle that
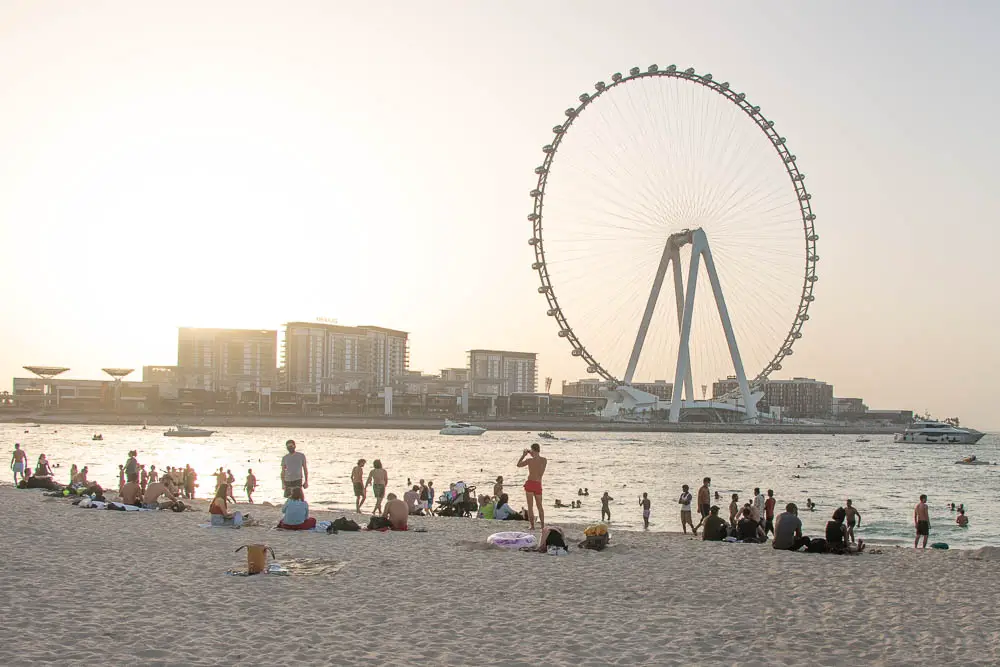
[4,424,998,549]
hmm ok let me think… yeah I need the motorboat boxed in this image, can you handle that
[955,455,994,466]
[92,434,103,441]
[893,421,984,445]
[855,436,871,443]
[538,431,558,440]
[164,425,216,438]
[439,420,487,436]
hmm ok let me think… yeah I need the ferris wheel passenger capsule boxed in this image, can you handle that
[648,64,658,72]
[595,81,606,91]
[534,166,548,174]
[611,72,622,82]
[558,330,570,337]
[542,145,554,154]
[704,73,713,80]
[579,93,590,102]
[721,82,730,89]
[565,108,577,117]
[552,126,564,134]
[547,309,558,316]
[737,92,746,100]
[587,366,598,373]
[531,262,542,270]
[571,349,583,357]
[538,285,551,293]
[684,67,695,75]
[629,67,640,76]
[528,213,539,221]
[528,237,539,245]
[666,65,676,72]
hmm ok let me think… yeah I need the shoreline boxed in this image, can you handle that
[1,411,903,435]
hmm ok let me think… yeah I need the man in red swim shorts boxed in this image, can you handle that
[517,443,547,530]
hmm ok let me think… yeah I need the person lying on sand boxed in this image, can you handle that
[383,493,409,531]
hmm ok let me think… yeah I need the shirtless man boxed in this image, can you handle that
[366,459,389,514]
[639,492,651,529]
[351,459,367,512]
[11,443,28,484]
[914,494,930,549]
[493,476,504,498]
[144,477,180,510]
[517,443,547,530]
[120,480,142,506]
[382,493,409,531]
[693,477,711,535]
[845,499,862,543]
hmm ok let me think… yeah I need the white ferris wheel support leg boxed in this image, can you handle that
[670,245,695,401]
[623,240,673,386]
[668,229,757,423]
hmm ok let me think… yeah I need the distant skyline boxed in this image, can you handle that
[2,2,998,428]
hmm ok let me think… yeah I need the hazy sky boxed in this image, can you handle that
[2,2,998,427]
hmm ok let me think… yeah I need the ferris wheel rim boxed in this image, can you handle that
[528,64,819,388]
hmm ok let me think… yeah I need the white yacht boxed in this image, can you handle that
[164,425,216,438]
[439,420,487,436]
[893,421,984,445]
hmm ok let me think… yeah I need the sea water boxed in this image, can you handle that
[4,424,998,549]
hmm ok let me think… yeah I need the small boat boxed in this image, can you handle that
[955,456,994,466]
[855,436,870,443]
[92,434,103,441]
[439,420,487,436]
[164,425,216,438]
[537,431,558,440]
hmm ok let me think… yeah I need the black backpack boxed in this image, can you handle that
[332,517,361,532]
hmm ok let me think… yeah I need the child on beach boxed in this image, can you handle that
[639,493,651,529]
[244,469,257,503]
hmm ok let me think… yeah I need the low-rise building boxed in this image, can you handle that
[713,375,833,418]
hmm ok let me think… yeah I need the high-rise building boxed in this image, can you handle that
[713,375,833,418]
[176,328,277,393]
[468,350,537,396]
[283,321,409,395]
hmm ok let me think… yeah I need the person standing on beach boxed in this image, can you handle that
[764,490,777,537]
[418,479,429,511]
[600,491,614,521]
[693,477,712,534]
[11,443,28,485]
[351,459,367,512]
[281,440,308,499]
[493,476,504,499]
[244,469,257,503]
[639,492,651,529]
[148,465,158,484]
[753,488,766,533]
[678,484,695,534]
[140,465,148,494]
[914,494,930,549]
[728,493,740,529]
[427,480,435,510]
[517,443,547,530]
[845,499,861,543]
[125,450,139,484]
[183,465,197,499]
[225,469,237,504]
[367,459,389,514]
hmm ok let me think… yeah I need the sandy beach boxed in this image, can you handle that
[1,486,998,667]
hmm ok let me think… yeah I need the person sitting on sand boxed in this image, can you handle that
[143,477,181,510]
[702,506,729,541]
[403,485,423,515]
[956,508,969,527]
[826,507,849,550]
[737,507,764,543]
[277,486,316,530]
[72,466,92,487]
[120,481,142,506]
[494,493,523,521]
[35,454,53,479]
[382,493,409,531]
[773,503,810,551]
[209,483,244,527]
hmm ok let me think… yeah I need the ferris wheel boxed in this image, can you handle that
[528,64,818,421]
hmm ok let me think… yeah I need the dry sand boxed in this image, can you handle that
[1,485,998,666]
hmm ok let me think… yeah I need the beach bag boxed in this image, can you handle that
[367,516,393,530]
[333,517,361,532]
[584,524,608,538]
[582,534,609,551]
[171,501,187,513]
[544,528,567,549]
